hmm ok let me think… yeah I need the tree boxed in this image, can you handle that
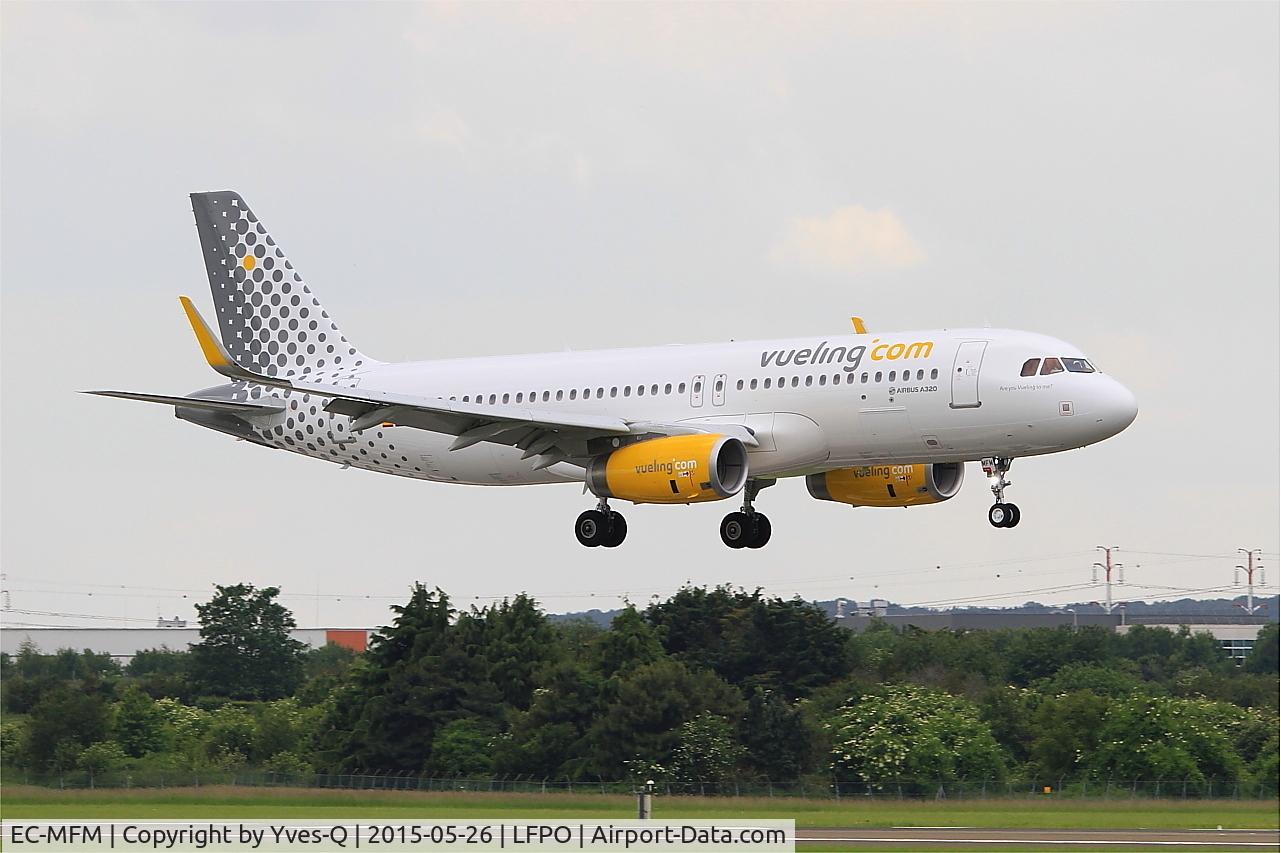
[493,661,605,778]
[669,713,745,791]
[645,586,849,698]
[429,719,498,776]
[594,607,664,678]
[316,586,502,773]
[1089,695,1246,782]
[1029,690,1108,779]
[828,684,1006,790]
[189,584,307,700]
[78,741,127,777]
[588,658,745,775]
[24,686,111,770]
[1244,624,1278,675]
[476,594,557,710]
[739,687,813,783]
[112,685,168,757]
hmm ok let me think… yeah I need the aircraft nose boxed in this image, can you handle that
[1104,377,1139,432]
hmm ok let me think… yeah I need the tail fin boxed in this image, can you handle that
[190,191,374,381]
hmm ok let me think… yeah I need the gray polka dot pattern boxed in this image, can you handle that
[191,191,372,384]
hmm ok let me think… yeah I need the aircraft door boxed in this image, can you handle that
[950,341,987,409]
[690,374,705,408]
[711,373,726,406]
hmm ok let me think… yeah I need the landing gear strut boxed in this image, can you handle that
[982,456,1020,528]
[576,498,627,548]
[720,479,773,549]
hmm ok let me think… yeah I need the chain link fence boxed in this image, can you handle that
[4,769,1277,800]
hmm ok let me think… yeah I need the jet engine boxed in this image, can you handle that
[806,462,964,507]
[587,435,749,504]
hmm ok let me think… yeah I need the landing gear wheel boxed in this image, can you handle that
[575,510,609,547]
[601,513,628,548]
[746,513,772,549]
[1003,504,1021,528]
[720,512,752,549]
[988,503,1021,528]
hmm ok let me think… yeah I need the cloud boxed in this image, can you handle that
[770,206,924,274]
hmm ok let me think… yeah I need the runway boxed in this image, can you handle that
[795,827,1280,849]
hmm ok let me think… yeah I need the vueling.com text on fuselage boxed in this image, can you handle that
[760,339,934,372]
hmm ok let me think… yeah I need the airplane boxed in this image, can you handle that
[91,191,1139,549]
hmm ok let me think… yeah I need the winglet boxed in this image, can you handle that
[179,296,261,382]
[850,316,867,334]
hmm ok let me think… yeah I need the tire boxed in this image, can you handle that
[746,513,772,549]
[601,513,628,548]
[720,512,751,548]
[1004,504,1021,528]
[576,510,608,547]
[988,503,1011,528]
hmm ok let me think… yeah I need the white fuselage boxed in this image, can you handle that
[190,328,1137,488]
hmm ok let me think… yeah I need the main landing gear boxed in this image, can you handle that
[720,479,773,549]
[575,499,627,548]
[982,456,1021,528]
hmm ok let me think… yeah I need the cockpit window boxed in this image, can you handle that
[1020,358,1040,377]
[1040,357,1064,375]
[1062,357,1095,373]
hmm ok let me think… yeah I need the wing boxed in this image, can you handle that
[178,296,756,469]
[85,390,285,415]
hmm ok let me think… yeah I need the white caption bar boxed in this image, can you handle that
[1,820,795,852]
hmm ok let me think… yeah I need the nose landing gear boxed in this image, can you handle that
[720,478,774,549]
[575,498,627,547]
[982,456,1020,528]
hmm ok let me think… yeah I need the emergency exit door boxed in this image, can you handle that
[950,341,987,408]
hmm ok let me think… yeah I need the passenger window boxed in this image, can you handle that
[805,375,813,386]
[791,376,799,388]
[664,383,672,394]
[694,380,702,393]
[610,387,617,398]
[889,371,896,382]
[556,390,564,401]
[1063,357,1095,373]
[569,389,577,400]
[503,393,511,403]
[875,371,883,382]
[678,382,686,394]
[714,378,723,392]
[764,378,772,389]
[917,369,924,380]
[750,378,758,390]
[637,384,645,396]
[1040,357,1064,375]
[1020,358,1040,377]
[515,393,523,403]
[736,379,744,391]
[651,384,659,395]
[819,374,826,386]
[463,395,470,402]
[846,373,854,384]
[930,368,938,380]
[542,391,550,402]
[624,386,631,397]
[596,388,604,398]
[488,394,496,404]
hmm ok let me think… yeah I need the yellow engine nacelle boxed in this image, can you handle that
[586,435,749,504]
[806,462,964,507]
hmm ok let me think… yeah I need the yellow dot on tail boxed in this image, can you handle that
[242,255,256,271]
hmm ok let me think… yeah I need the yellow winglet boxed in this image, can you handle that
[850,316,867,334]
[179,296,260,382]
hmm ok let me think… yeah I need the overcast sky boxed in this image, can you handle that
[2,2,1277,631]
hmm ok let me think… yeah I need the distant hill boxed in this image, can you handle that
[550,595,1278,625]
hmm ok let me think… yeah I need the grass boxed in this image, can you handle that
[1,786,1277,830]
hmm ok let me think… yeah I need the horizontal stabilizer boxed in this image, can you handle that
[85,390,285,415]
